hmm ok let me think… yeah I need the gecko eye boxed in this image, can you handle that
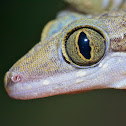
[61,27,108,68]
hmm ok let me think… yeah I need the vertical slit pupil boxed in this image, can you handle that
[78,32,91,59]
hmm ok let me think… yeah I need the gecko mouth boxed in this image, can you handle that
[4,70,126,100]
[4,69,99,100]
[4,72,55,100]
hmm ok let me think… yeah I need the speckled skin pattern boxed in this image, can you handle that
[4,0,126,100]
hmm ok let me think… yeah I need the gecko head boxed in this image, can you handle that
[4,19,126,100]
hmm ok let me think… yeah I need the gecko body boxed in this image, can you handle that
[4,0,126,100]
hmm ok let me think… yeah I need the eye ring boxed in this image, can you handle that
[60,20,110,68]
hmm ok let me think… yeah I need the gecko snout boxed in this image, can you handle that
[4,72,22,87]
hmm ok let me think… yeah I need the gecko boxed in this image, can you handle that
[4,0,126,100]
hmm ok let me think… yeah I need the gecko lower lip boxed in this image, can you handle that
[4,82,57,100]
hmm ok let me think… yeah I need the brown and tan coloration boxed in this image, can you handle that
[4,0,126,100]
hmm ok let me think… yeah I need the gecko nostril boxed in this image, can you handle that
[4,72,22,87]
[4,72,23,86]
[11,74,22,83]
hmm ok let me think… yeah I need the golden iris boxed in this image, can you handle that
[62,27,106,67]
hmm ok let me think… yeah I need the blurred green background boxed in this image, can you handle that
[1,0,126,126]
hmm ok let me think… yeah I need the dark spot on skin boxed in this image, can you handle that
[101,13,109,17]
[41,62,48,67]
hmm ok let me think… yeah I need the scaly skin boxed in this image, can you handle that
[4,0,126,100]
